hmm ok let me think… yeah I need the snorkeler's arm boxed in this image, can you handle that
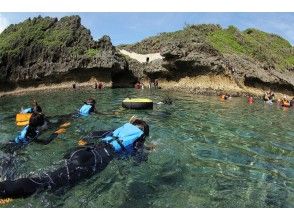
[78,130,113,146]
[34,121,71,145]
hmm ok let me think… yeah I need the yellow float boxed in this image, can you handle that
[122,98,153,109]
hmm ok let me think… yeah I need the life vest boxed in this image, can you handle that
[102,123,144,155]
[79,104,93,116]
[16,113,32,126]
[282,100,290,107]
[14,125,38,144]
[21,107,33,113]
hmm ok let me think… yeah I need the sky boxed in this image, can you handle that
[0,12,293,46]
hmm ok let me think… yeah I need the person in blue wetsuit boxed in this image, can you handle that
[0,118,149,199]
[79,98,96,116]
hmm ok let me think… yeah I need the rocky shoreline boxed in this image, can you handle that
[0,16,293,98]
[0,76,291,101]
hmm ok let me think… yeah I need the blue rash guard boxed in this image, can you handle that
[79,104,94,116]
[102,123,144,156]
[14,125,38,144]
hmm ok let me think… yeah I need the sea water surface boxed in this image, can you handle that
[0,88,293,207]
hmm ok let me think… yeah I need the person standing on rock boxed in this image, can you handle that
[154,79,159,89]
[149,78,154,89]
[98,82,103,90]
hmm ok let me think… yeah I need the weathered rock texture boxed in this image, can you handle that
[1,17,293,95]
[119,24,294,95]
[0,15,136,91]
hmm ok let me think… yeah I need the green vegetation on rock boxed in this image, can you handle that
[86,48,100,57]
[0,15,93,60]
[120,24,293,72]
[0,15,131,89]
[207,26,294,71]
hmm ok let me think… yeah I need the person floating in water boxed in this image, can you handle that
[20,100,42,114]
[220,93,231,100]
[1,113,70,154]
[0,118,149,200]
[157,96,173,105]
[279,95,291,107]
[269,90,275,101]
[134,81,144,90]
[263,90,275,104]
[79,98,97,116]
[248,96,254,104]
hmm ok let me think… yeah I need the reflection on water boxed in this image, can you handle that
[0,88,293,207]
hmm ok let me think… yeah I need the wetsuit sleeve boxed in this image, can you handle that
[79,130,113,146]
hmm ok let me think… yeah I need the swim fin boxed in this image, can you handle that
[54,128,67,134]
[60,122,71,128]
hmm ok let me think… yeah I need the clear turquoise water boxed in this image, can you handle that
[0,88,293,207]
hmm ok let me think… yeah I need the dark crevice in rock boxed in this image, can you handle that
[244,76,294,95]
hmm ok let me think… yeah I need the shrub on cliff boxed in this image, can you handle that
[207,26,294,71]
[0,15,94,62]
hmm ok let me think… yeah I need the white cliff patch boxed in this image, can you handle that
[119,49,163,63]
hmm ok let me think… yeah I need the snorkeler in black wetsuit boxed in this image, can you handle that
[0,118,149,200]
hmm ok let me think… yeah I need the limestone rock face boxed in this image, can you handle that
[0,15,136,90]
[119,24,294,94]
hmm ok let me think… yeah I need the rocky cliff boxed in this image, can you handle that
[119,24,294,95]
[1,16,293,95]
[0,15,136,91]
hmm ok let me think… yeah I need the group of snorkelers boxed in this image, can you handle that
[0,98,150,202]
[263,90,294,107]
[221,90,294,108]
